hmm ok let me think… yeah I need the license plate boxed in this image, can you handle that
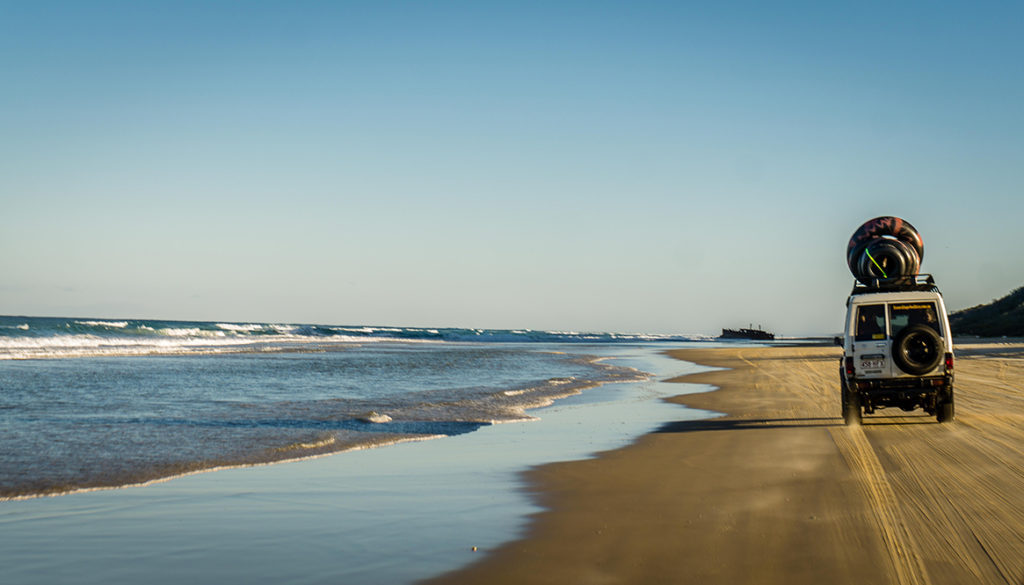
[861,359,885,369]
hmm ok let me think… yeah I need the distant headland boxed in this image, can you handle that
[950,286,1024,337]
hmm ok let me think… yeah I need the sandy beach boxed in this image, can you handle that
[428,343,1024,585]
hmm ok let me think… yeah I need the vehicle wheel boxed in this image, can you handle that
[843,390,862,426]
[892,324,943,375]
[936,388,955,423]
[840,377,849,417]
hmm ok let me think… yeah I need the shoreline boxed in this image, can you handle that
[0,344,712,585]
[428,343,1024,585]
[0,344,644,501]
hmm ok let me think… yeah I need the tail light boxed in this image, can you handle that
[944,353,954,374]
[845,356,855,376]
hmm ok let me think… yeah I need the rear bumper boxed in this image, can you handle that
[852,375,952,392]
[845,374,953,413]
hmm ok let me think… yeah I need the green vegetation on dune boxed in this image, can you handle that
[950,286,1024,337]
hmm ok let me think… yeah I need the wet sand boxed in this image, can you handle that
[427,344,1024,585]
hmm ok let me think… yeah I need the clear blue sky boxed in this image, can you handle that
[2,1,1021,335]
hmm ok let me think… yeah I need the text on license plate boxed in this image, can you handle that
[861,359,885,369]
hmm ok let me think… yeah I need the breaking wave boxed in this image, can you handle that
[0,316,710,360]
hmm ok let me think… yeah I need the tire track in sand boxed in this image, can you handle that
[664,346,1024,585]
[830,425,933,585]
[821,350,1023,584]
[735,349,933,585]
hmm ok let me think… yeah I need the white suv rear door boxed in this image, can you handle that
[852,302,893,378]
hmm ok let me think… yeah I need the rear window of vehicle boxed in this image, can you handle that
[855,304,887,341]
[889,302,940,337]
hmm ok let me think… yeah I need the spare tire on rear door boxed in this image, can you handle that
[891,324,943,375]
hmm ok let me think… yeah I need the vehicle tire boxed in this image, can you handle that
[840,374,848,414]
[892,324,944,375]
[843,389,862,426]
[936,387,955,423]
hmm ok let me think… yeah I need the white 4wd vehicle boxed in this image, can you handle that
[840,275,955,425]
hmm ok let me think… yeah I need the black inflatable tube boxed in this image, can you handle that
[854,238,921,282]
[847,216,924,284]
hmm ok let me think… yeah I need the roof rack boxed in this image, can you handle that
[850,274,940,295]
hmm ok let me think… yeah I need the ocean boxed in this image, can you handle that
[0,315,740,584]
[0,315,710,500]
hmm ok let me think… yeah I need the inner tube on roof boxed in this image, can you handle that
[847,216,924,285]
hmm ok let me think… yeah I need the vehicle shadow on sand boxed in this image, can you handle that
[655,417,840,433]
[656,414,940,433]
[854,414,940,426]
